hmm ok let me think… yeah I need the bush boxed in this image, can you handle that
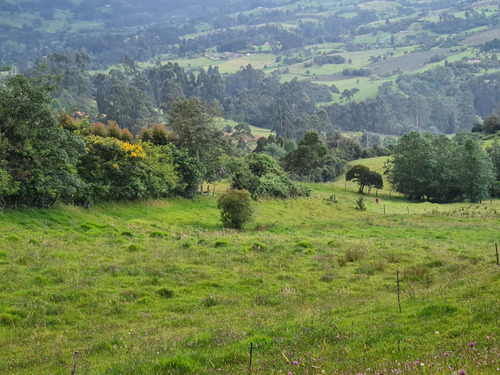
[257,173,290,198]
[214,239,228,248]
[356,197,366,210]
[157,288,174,298]
[217,189,254,229]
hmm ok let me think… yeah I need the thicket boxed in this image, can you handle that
[1,73,332,208]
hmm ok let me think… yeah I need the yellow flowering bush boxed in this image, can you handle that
[77,136,177,203]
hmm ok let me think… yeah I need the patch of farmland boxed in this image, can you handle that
[367,48,457,75]
[460,28,500,46]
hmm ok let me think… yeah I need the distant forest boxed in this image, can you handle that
[1,0,500,136]
[20,51,500,138]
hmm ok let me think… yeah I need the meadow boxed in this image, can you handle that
[0,157,499,374]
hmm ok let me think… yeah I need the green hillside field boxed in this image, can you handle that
[0,160,499,374]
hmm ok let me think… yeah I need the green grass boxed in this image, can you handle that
[213,118,271,138]
[1,159,500,374]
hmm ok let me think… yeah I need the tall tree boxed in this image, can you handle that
[0,74,85,207]
[459,138,495,202]
[386,132,436,201]
[168,98,232,193]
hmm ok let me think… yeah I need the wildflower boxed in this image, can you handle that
[487,336,490,341]
[459,370,466,375]
[288,372,292,375]
[469,342,475,347]
[414,360,419,366]
[435,331,439,335]
[292,361,298,365]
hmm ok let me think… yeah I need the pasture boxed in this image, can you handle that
[0,160,499,374]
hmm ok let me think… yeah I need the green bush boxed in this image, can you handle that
[214,239,228,248]
[157,288,174,298]
[289,181,311,197]
[257,173,290,198]
[150,231,169,238]
[217,189,254,229]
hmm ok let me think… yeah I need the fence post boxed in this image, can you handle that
[71,351,79,375]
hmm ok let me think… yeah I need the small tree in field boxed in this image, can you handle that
[217,189,253,229]
[346,165,383,194]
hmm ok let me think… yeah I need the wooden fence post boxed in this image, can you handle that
[71,351,79,375]
[397,271,402,314]
[249,342,253,374]
[496,243,499,267]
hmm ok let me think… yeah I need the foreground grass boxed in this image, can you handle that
[0,183,499,374]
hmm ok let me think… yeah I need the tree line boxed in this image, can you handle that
[386,132,498,203]
[28,51,500,145]
[2,73,358,208]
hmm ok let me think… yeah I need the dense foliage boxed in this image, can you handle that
[345,165,383,194]
[386,132,495,203]
[1,73,331,207]
[227,153,311,199]
[217,189,253,229]
[0,74,85,207]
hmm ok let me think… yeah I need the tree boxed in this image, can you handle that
[0,74,85,207]
[227,153,310,199]
[284,131,328,180]
[385,132,436,201]
[105,84,157,133]
[217,189,253,229]
[460,138,495,202]
[387,132,494,203]
[482,114,500,134]
[168,98,233,193]
[345,165,383,194]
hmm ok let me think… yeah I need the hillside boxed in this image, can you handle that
[1,176,499,374]
[1,0,500,104]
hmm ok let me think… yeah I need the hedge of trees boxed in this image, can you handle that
[0,73,349,208]
[386,132,495,203]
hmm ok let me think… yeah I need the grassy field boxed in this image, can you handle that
[1,158,500,374]
[213,118,272,138]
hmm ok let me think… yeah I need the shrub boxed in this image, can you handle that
[344,248,365,262]
[251,242,267,251]
[214,239,228,248]
[126,244,143,252]
[289,182,311,197]
[257,173,289,198]
[356,197,366,210]
[6,234,21,241]
[296,241,313,248]
[0,313,18,326]
[217,189,253,229]
[157,288,174,298]
[201,295,219,307]
[150,231,169,238]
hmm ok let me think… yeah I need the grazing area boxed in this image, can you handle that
[0,175,499,374]
[2,0,500,373]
